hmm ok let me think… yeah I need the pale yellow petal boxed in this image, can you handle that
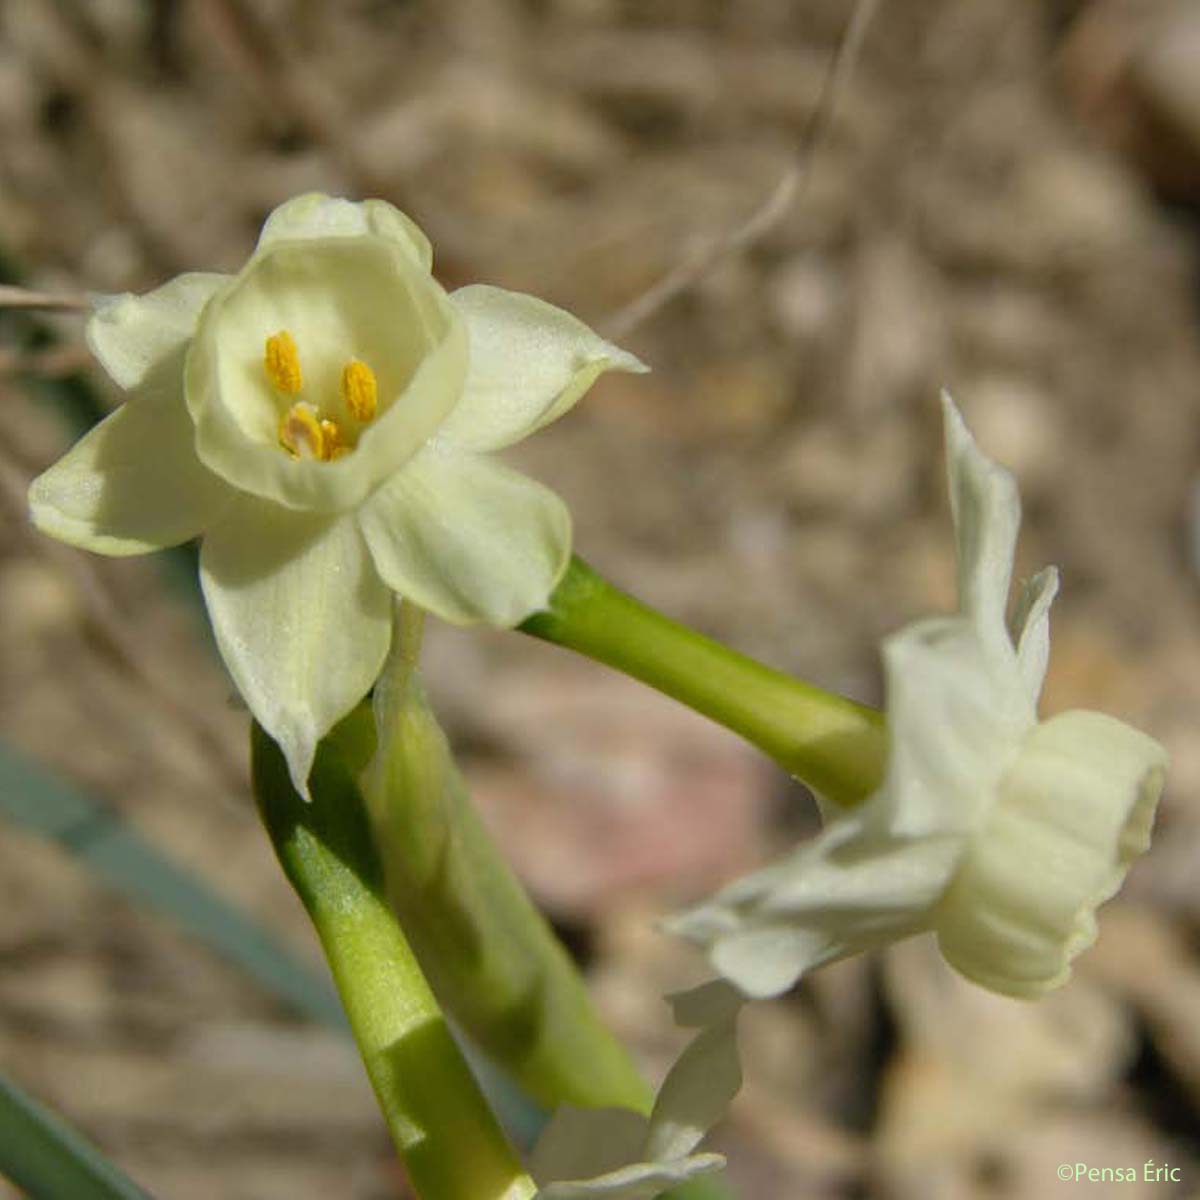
[88,273,228,390]
[437,285,646,453]
[941,391,1021,654]
[879,615,1031,839]
[936,710,1166,998]
[200,500,391,797]
[358,448,571,627]
[1011,566,1059,702]
[256,193,433,270]
[29,353,231,555]
[668,813,961,999]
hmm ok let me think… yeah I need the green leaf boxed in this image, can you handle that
[0,1071,152,1200]
[0,743,345,1027]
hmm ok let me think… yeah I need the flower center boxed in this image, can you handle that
[264,329,378,463]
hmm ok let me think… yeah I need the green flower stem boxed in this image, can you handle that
[360,605,734,1200]
[522,557,887,808]
[252,722,536,1200]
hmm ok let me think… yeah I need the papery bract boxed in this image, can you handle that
[531,982,741,1200]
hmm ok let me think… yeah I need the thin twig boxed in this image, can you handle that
[0,285,89,313]
[0,344,91,379]
[602,0,881,340]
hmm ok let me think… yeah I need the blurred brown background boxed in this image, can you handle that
[1,0,1199,1197]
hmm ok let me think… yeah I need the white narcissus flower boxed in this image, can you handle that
[668,394,1167,1001]
[531,983,742,1200]
[28,194,644,797]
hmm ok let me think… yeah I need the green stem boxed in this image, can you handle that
[252,722,535,1200]
[522,557,887,807]
[359,604,733,1200]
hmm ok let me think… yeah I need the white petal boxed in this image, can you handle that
[200,500,391,797]
[940,392,1021,645]
[1011,566,1059,702]
[709,928,834,999]
[880,616,1032,838]
[29,353,232,555]
[666,980,744,1029]
[186,237,466,513]
[88,273,228,390]
[935,709,1167,998]
[358,447,571,627]
[531,985,738,1200]
[666,607,1037,1000]
[436,285,647,453]
[530,1108,648,1185]
[644,1008,741,1162]
[535,1154,725,1200]
[257,193,433,271]
[667,812,963,999]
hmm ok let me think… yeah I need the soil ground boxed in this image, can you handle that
[1,2,1198,1197]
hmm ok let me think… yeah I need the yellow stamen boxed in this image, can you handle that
[341,359,378,422]
[320,419,349,460]
[279,402,325,460]
[265,330,303,395]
